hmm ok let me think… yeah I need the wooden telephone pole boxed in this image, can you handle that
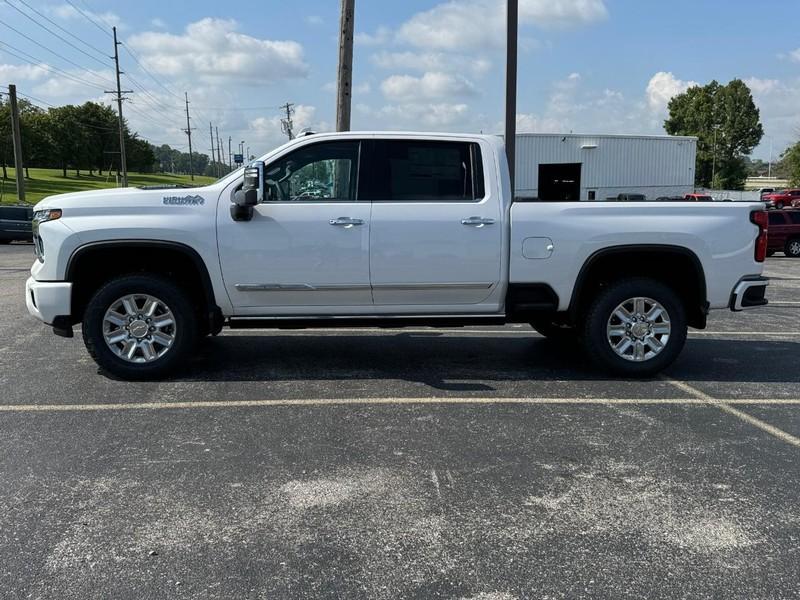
[336,0,355,132]
[183,92,194,181]
[505,0,518,194]
[8,84,25,202]
[107,26,132,187]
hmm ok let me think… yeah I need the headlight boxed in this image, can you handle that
[32,209,61,262]
[32,208,62,226]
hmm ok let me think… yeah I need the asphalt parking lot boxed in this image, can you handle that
[1,243,799,599]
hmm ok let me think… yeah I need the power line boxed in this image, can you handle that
[0,42,109,92]
[0,25,116,88]
[65,0,113,37]
[11,0,110,60]
[2,0,111,69]
[119,43,182,101]
[13,89,55,108]
[123,73,184,117]
[125,103,179,133]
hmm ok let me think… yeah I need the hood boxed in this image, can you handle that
[34,185,214,212]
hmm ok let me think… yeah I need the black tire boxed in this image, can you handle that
[83,274,198,380]
[531,319,576,342]
[0,239,11,245]
[785,238,800,258]
[776,202,784,210]
[580,277,687,377]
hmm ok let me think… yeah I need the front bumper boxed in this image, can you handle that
[730,276,769,311]
[26,277,72,325]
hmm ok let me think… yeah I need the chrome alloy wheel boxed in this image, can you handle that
[606,297,671,362]
[789,240,800,256]
[102,294,176,363]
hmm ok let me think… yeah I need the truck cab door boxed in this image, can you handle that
[217,140,372,315]
[365,139,503,313]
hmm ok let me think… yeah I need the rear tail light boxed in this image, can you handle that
[750,210,768,263]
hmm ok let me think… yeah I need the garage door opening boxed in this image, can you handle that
[538,163,582,201]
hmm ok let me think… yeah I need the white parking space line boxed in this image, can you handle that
[1,396,800,413]
[663,377,800,448]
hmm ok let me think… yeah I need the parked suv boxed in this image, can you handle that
[0,205,33,243]
[767,210,800,257]
[763,189,800,210]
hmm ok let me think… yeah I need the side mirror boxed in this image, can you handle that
[231,162,264,222]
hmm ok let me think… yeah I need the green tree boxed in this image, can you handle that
[665,79,764,190]
[45,105,91,177]
[780,141,800,187]
[77,102,118,175]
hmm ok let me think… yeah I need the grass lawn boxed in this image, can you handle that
[0,168,217,205]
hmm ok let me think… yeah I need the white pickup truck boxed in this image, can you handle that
[26,132,770,380]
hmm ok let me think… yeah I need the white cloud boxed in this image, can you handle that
[744,76,800,158]
[371,51,491,76]
[789,48,800,63]
[53,4,121,28]
[515,113,567,133]
[128,18,308,84]
[398,0,607,50]
[381,72,477,102]
[305,15,324,26]
[355,26,392,46]
[645,71,698,112]
[362,102,472,129]
[150,18,167,29]
[0,63,49,82]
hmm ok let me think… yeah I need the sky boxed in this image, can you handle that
[1,0,798,161]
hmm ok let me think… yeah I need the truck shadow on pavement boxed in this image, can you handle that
[175,333,800,391]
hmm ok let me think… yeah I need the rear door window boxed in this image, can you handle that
[768,213,785,226]
[787,212,800,225]
[365,140,484,202]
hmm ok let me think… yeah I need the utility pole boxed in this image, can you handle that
[336,0,355,132]
[280,103,295,140]
[215,127,223,174]
[183,92,194,181]
[228,136,232,171]
[8,84,25,202]
[209,122,217,177]
[712,125,718,189]
[106,27,133,187]
[768,135,773,179]
[504,0,518,196]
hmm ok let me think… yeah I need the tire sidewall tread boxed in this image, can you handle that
[580,277,688,377]
[83,274,197,380]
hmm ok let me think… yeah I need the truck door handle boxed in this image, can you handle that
[461,216,495,227]
[329,217,364,228]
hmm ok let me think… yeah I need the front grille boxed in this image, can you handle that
[33,234,44,261]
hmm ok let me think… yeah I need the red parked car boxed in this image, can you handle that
[767,209,800,257]
[684,193,714,201]
[763,189,800,209]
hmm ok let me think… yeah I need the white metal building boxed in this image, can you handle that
[513,133,697,201]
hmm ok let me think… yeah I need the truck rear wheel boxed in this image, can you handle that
[83,274,197,380]
[580,278,687,377]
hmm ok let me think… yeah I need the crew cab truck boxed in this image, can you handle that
[26,132,770,380]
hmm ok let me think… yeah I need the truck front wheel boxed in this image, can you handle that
[581,278,687,377]
[83,274,198,380]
